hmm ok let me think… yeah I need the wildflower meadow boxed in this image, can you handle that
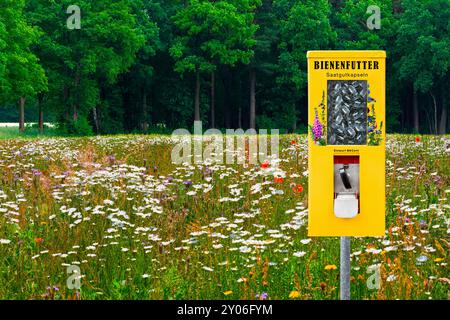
[0,134,448,300]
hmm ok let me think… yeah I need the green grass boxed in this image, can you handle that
[0,134,448,300]
[0,126,58,140]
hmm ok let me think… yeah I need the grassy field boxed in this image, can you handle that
[0,134,448,300]
[0,125,57,140]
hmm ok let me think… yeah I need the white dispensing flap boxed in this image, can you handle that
[334,193,358,218]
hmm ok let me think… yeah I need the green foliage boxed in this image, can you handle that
[335,0,396,50]
[56,116,93,136]
[276,0,336,90]
[0,0,47,103]
[395,0,450,93]
[0,0,448,134]
[25,0,146,131]
[170,0,259,73]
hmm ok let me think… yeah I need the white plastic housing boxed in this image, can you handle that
[334,193,358,218]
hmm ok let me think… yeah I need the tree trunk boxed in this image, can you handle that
[73,64,80,122]
[92,107,100,133]
[142,87,148,132]
[438,85,447,134]
[249,69,256,129]
[237,75,242,128]
[93,86,107,134]
[238,106,242,129]
[401,87,409,132]
[413,88,419,133]
[425,108,433,134]
[439,105,448,134]
[73,105,78,122]
[292,103,297,133]
[64,86,70,121]
[222,67,232,128]
[19,97,25,133]
[194,70,200,122]
[210,72,215,128]
[430,91,437,135]
[38,94,44,133]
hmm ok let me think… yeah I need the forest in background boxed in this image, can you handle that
[0,0,449,135]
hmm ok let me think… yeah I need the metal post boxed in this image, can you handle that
[340,236,351,300]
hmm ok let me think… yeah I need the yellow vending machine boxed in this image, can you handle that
[307,51,386,237]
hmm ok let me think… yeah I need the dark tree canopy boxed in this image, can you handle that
[0,0,448,135]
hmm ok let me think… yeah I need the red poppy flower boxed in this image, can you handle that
[293,183,304,193]
[415,136,420,143]
[274,177,284,183]
[261,162,269,169]
[35,237,44,244]
[291,140,297,145]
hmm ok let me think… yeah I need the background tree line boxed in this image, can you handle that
[0,0,448,135]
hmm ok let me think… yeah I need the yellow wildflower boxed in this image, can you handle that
[325,264,337,271]
[289,291,300,299]
[223,291,233,296]
[434,258,444,263]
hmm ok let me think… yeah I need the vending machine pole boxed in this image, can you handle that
[340,236,351,300]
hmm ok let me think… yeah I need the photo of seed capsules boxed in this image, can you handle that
[327,80,368,145]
